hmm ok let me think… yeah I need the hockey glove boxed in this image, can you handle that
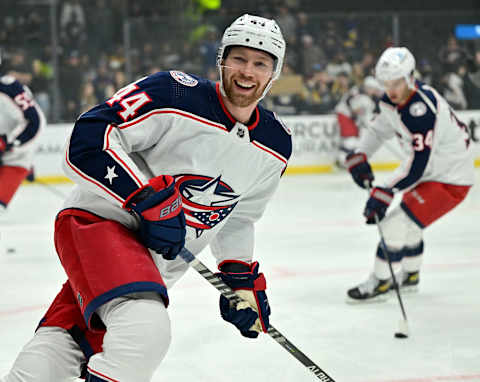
[346,152,374,189]
[364,187,394,224]
[124,175,186,260]
[218,260,270,339]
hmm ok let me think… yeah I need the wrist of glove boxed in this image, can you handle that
[123,175,186,260]
[363,187,394,224]
[218,260,270,338]
[346,152,374,189]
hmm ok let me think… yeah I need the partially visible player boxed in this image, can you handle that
[335,75,383,167]
[0,48,45,216]
[1,14,291,382]
[345,47,474,302]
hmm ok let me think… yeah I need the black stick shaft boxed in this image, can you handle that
[178,248,336,382]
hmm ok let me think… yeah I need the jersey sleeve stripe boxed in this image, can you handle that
[104,124,144,187]
[118,108,228,132]
[64,139,124,204]
[252,140,288,165]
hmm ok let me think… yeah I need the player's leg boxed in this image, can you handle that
[398,181,471,286]
[55,209,172,381]
[86,295,171,382]
[348,181,471,302]
[0,327,85,382]
[347,204,417,301]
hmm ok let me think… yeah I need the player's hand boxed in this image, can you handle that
[346,152,374,189]
[124,175,186,260]
[364,187,394,224]
[218,260,270,338]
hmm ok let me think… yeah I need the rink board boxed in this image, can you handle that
[29,111,480,183]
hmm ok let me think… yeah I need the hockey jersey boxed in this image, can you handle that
[357,81,474,191]
[62,71,292,265]
[0,75,45,167]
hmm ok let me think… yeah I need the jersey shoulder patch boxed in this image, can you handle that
[409,101,427,117]
[0,75,16,85]
[169,70,199,87]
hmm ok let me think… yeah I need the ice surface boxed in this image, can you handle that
[1,170,479,382]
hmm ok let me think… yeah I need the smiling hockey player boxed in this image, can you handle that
[1,14,292,382]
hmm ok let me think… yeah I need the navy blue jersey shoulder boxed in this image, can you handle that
[251,106,292,161]
[0,75,25,98]
[144,71,292,161]
[398,82,437,134]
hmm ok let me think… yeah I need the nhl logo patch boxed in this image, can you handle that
[409,102,427,117]
[170,71,198,87]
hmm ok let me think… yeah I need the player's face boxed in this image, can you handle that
[222,46,274,107]
[382,78,411,104]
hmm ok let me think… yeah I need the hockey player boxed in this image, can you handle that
[345,47,474,302]
[1,14,291,382]
[0,50,45,224]
[335,76,383,167]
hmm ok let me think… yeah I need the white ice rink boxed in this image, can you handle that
[1,170,479,382]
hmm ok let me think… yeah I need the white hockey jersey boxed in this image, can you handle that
[357,81,474,190]
[62,71,292,266]
[0,75,45,167]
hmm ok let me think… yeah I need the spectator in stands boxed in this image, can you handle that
[464,48,480,109]
[301,64,336,114]
[438,35,467,73]
[4,49,32,86]
[299,34,326,77]
[31,58,52,119]
[441,63,468,110]
[59,50,83,121]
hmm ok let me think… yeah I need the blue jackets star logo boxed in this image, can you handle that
[174,174,240,238]
[104,165,118,184]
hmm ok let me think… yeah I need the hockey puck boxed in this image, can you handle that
[394,332,408,339]
[6,247,16,254]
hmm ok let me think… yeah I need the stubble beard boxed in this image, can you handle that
[222,71,267,107]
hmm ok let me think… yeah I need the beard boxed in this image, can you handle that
[222,70,269,107]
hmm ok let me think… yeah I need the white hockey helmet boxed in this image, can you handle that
[375,47,416,88]
[217,14,286,100]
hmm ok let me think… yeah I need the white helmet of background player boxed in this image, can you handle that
[375,47,416,88]
[217,14,286,100]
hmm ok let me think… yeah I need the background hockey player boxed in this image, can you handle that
[334,75,383,167]
[345,47,474,302]
[1,14,291,382]
[0,48,45,251]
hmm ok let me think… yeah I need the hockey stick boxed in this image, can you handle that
[365,182,410,338]
[178,248,336,381]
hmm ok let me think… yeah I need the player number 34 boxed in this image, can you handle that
[412,130,433,151]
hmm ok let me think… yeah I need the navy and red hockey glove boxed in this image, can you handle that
[124,175,186,260]
[218,260,270,338]
[364,187,394,224]
[346,152,374,189]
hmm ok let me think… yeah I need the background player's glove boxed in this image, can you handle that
[364,187,394,224]
[124,175,186,260]
[346,152,374,189]
[218,260,270,338]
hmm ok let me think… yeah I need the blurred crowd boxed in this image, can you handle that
[1,0,480,122]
